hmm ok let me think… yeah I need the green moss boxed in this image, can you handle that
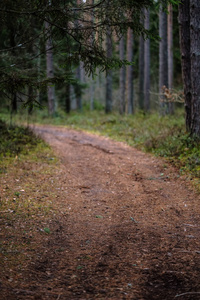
[0,119,42,159]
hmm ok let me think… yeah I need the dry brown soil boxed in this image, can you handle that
[1,125,200,299]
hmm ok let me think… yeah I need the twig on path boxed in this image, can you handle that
[178,250,200,254]
[130,217,138,223]
[175,292,200,298]
[183,224,198,228]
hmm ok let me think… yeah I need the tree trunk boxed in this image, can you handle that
[138,10,144,111]
[190,0,200,136]
[89,0,95,111]
[139,37,144,111]
[90,83,95,111]
[119,36,126,114]
[105,26,112,113]
[75,0,83,112]
[45,20,55,117]
[168,4,174,114]
[9,23,17,113]
[76,65,82,111]
[28,85,33,115]
[126,27,134,114]
[159,7,168,115]
[11,93,17,113]
[144,8,150,112]
[179,0,191,131]
[66,84,71,114]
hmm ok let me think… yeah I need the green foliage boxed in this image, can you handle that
[44,227,50,234]
[0,119,41,158]
[0,0,176,110]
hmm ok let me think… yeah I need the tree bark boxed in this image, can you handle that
[144,8,150,112]
[28,85,33,115]
[139,35,144,111]
[9,22,17,113]
[179,0,191,131]
[159,7,168,115]
[45,19,55,117]
[126,27,134,114]
[89,0,95,111]
[76,0,83,111]
[66,84,71,114]
[168,4,174,114]
[190,0,200,136]
[75,65,82,111]
[119,36,126,114]
[105,26,112,113]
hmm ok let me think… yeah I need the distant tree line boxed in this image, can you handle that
[0,0,200,137]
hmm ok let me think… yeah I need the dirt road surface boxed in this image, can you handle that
[4,125,200,299]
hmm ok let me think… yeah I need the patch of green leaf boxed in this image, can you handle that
[44,227,50,234]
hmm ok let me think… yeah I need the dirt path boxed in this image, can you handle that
[5,125,200,299]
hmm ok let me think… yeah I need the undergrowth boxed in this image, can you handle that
[0,119,41,158]
[0,119,63,277]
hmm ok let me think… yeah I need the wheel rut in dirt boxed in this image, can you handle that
[6,125,200,299]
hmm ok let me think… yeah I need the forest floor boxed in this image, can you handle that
[1,124,200,300]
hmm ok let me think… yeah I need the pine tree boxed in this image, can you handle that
[179,0,191,131]
[45,0,55,117]
[190,0,200,135]
[144,8,150,112]
[159,6,168,115]
[168,4,174,114]
[0,0,179,113]
[126,27,134,114]
[105,26,112,113]
[119,36,126,114]
[138,20,144,111]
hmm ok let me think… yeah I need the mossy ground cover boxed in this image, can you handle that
[0,119,63,283]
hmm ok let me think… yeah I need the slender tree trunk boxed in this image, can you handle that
[139,37,144,111]
[37,40,42,104]
[179,0,191,131]
[119,36,126,114]
[45,20,55,116]
[190,0,200,136]
[9,24,17,113]
[139,11,145,111]
[159,7,168,115]
[168,4,174,114]
[75,0,83,111]
[76,65,82,111]
[66,84,71,114]
[89,0,95,111]
[105,26,112,113]
[90,84,95,110]
[11,93,17,113]
[28,85,33,115]
[126,27,134,114]
[144,8,150,112]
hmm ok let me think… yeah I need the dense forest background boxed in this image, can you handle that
[0,0,200,178]
[0,0,183,117]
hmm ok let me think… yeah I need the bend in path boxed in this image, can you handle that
[21,125,200,299]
